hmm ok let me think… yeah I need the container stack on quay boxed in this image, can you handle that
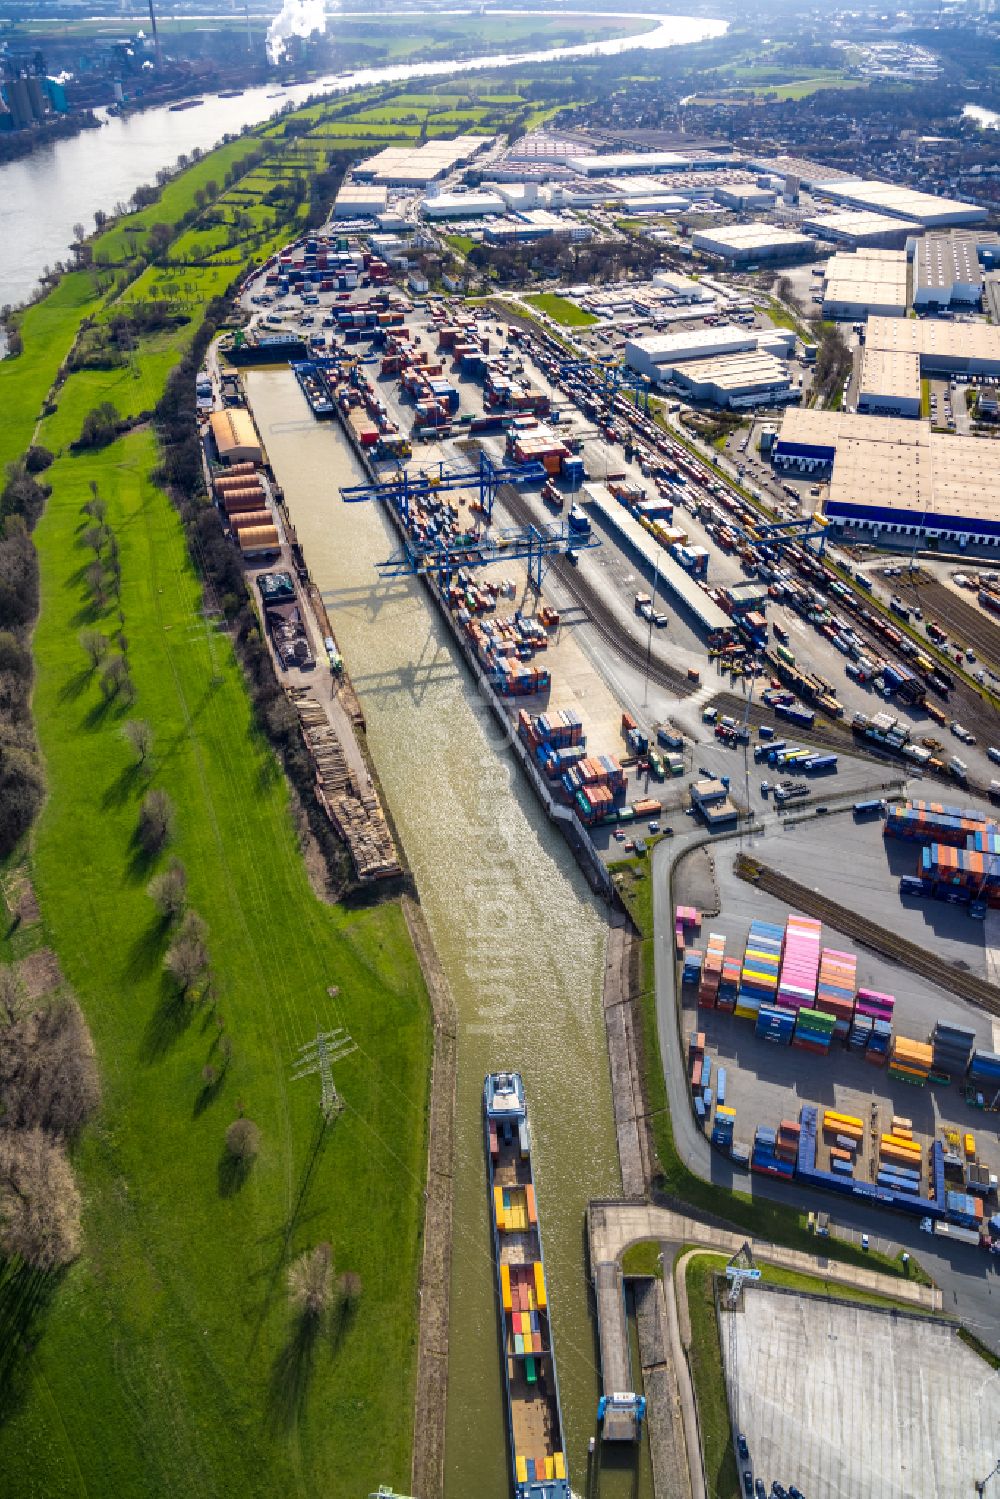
[816,949,858,1039]
[698,932,726,1010]
[969,1050,1000,1101]
[674,904,702,957]
[932,1022,977,1078]
[887,800,1000,909]
[735,919,784,1022]
[889,1036,934,1087]
[854,988,895,1064]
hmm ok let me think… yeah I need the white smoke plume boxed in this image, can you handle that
[266,0,327,64]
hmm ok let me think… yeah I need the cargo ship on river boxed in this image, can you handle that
[484,1072,570,1499]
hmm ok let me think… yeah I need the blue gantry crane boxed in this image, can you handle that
[340,451,600,590]
[342,449,540,525]
[557,358,652,412]
[743,514,831,558]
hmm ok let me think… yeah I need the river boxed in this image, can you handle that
[243,368,650,1499]
[0,8,725,311]
[963,102,1000,129]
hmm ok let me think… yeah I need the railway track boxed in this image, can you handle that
[735,854,1000,1020]
[899,576,1000,676]
[497,482,697,699]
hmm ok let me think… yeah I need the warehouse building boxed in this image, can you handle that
[821,248,909,319]
[210,408,262,466]
[857,348,922,417]
[354,136,493,185]
[864,315,1000,377]
[749,155,856,189]
[625,325,797,406]
[671,351,798,408]
[910,229,1000,310]
[771,408,1000,546]
[624,324,795,379]
[567,150,738,177]
[713,183,777,211]
[652,270,714,305]
[421,190,505,219]
[811,178,986,227]
[484,210,591,244]
[692,223,815,264]
[803,209,922,251]
[333,183,388,219]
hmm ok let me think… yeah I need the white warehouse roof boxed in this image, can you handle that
[812,178,986,227]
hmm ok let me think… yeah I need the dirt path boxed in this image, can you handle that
[403,894,458,1499]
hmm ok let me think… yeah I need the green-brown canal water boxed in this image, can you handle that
[246,368,651,1499]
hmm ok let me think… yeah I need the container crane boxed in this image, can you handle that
[557,359,652,413]
[340,454,600,590]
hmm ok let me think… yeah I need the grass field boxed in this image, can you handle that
[523,292,598,327]
[0,426,433,1498]
[0,80,445,1498]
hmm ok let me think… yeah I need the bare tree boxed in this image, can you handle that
[0,963,22,1025]
[123,718,153,764]
[100,655,131,701]
[338,1270,362,1308]
[82,488,106,522]
[165,909,209,996]
[0,996,101,1137]
[138,788,174,855]
[82,523,110,556]
[288,1243,334,1319]
[79,628,108,670]
[147,858,187,922]
[0,1127,82,1270]
[85,560,107,609]
[225,1117,260,1162]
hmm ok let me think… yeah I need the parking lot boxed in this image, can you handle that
[722,1285,1000,1499]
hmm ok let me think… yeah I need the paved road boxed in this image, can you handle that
[649,816,1000,1355]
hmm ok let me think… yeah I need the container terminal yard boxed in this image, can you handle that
[201,209,1000,1499]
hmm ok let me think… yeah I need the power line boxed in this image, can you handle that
[292,1027,356,1119]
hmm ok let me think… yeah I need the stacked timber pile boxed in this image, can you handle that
[290,690,400,882]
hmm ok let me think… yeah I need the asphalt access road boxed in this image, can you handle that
[649,811,1000,1356]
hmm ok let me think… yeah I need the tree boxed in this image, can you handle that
[72,221,86,244]
[0,963,22,1024]
[0,745,44,856]
[123,718,153,764]
[338,1270,362,1309]
[137,787,174,855]
[82,490,107,522]
[287,1243,334,1319]
[147,858,187,922]
[165,909,209,996]
[82,523,110,555]
[0,1127,82,1270]
[148,222,173,260]
[85,560,107,608]
[0,995,101,1137]
[99,654,131,700]
[24,445,53,475]
[75,402,122,452]
[79,629,108,670]
[225,1117,260,1162]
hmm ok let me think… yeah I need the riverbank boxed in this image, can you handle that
[0,112,438,1498]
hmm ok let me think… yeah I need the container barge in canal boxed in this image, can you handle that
[484,1072,570,1499]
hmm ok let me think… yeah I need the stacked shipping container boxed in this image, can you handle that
[736,920,783,1021]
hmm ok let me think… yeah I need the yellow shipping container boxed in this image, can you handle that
[534,1261,547,1310]
[554,1454,566,1480]
[516,1457,528,1484]
[965,1133,976,1160]
[494,1185,506,1230]
[501,1263,512,1312]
